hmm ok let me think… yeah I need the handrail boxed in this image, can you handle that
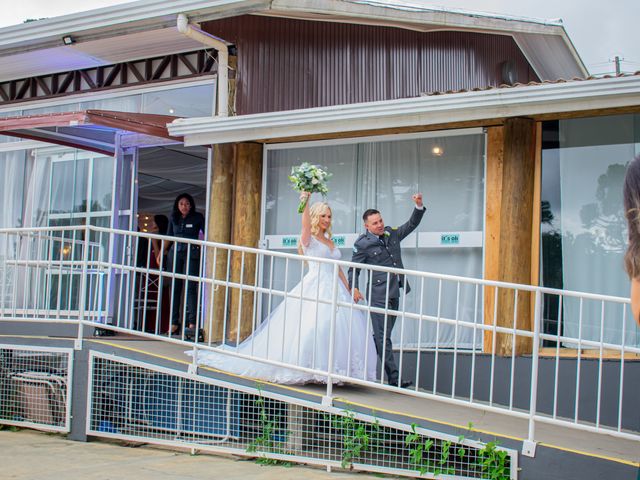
[0,224,638,450]
[33,224,629,304]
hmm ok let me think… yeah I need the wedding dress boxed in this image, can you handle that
[191,236,378,384]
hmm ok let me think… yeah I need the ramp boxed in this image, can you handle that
[2,334,638,479]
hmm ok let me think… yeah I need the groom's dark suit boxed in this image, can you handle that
[348,206,425,386]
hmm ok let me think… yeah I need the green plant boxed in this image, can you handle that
[477,440,509,480]
[463,422,510,480]
[246,387,292,467]
[405,423,480,477]
[0,424,20,432]
[334,409,373,469]
[404,423,435,475]
[433,440,455,476]
[255,457,293,467]
[247,393,275,454]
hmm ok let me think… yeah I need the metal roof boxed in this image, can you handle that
[167,73,640,145]
[0,0,587,83]
[0,110,182,155]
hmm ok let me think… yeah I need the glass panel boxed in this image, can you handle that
[142,84,215,117]
[73,158,89,213]
[27,153,52,227]
[89,215,112,261]
[91,156,115,212]
[23,103,81,115]
[541,114,640,347]
[264,132,485,348]
[0,150,27,228]
[0,111,22,143]
[0,136,23,144]
[265,144,359,235]
[118,151,135,212]
[49,157,76,215]
[80,94,141,113]
[357,135,484,348]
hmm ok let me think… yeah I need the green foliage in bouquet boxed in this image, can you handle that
[288,162,332,213]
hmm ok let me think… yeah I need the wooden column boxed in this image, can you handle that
[204,143,235,342]
[484,118,537,355]
[483,126,504,353]
[227,142,263,342]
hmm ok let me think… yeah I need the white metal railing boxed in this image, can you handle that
[0,225,638,448]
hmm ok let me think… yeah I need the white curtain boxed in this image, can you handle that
[556,116,640,347]
[264,133,485,348]
[0,151,27,228]
[0,150,46,310]
[0,151,27,306]
[356,136,484,348]
[262,144,360,315]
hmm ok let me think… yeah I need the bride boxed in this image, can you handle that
[192,192,378,384]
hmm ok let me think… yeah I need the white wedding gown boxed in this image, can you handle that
[191,236,378,384]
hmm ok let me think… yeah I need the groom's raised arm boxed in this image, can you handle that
[396,193,426,241]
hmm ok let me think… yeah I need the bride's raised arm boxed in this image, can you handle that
[299,191,312,248]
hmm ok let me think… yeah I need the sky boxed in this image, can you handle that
[1,0,638,76]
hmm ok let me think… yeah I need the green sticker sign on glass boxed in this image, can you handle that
[331,235,346,247]
[281,236,298,248]
[440,233,460,245]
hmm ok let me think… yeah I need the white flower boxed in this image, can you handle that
[311,178,319,184]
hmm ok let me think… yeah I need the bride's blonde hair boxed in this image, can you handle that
[298,201,332,255]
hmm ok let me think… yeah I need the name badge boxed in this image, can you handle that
[186,224,193,228]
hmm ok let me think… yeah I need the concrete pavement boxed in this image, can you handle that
[1,429,386,480]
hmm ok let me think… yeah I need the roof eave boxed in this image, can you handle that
[269,0,568,35]
[0,0,271,54]
[167,75,640,145]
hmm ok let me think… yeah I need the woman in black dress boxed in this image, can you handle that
[161,193,205,339]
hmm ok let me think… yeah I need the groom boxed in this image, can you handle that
[348,193,425,388]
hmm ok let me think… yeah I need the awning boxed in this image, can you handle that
[0,110,183,156]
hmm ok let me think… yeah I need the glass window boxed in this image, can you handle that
[0,110,21,143]
[142,84,215,117]
[264,132,485,348]
[24,103,80,115]
[73,158,89,213]
[91,157,115,212]
[80,94,141,113]
[50,155,76,215]
[0,150,27,227]
[541,114,640,347]
[265,144,359,234]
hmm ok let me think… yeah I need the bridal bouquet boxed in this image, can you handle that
[288,162,332,213]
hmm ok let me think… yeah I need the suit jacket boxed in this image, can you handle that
[348,206,425,304]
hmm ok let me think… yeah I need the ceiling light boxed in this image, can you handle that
[432,146,444,156]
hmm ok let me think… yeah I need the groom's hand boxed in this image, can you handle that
[351,287,364,303]
[412,193,424,209]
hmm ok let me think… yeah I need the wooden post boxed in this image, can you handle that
[498,117,537,355]
[484,119,537,355]
[530,122,543,326]
[484,126,504,353]
[204,143,235,342]
[227,142,263,342]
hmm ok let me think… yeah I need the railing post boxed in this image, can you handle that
[76,225,91,350]
[523,288,542,457]
[323,263,340,406]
